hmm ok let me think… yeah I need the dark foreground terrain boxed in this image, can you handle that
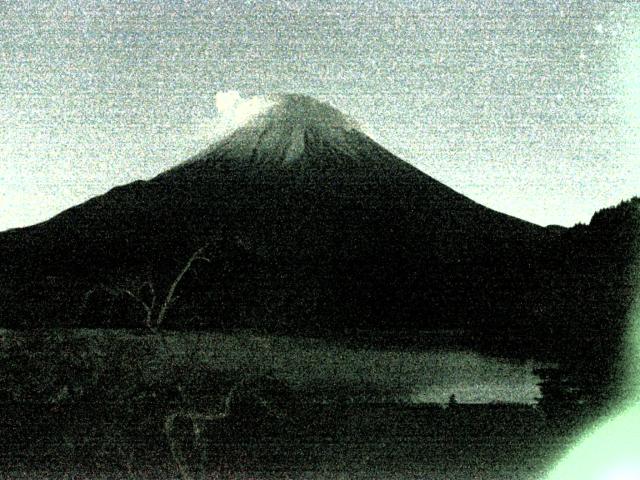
[0,329,595,480]
[1,400,584,480]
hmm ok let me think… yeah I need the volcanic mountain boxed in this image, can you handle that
[0,95,637,364]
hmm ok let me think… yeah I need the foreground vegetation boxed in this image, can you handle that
[0,328,602,480]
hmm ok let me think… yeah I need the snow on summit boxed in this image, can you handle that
[185,93,367,168]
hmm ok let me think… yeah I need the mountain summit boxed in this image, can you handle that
[177,94,370,170]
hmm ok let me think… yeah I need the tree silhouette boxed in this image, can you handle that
[534,367,588,424]
[83,244,211,332]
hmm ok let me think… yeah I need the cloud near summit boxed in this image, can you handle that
[214,90,274,131]
[191,91,274,145]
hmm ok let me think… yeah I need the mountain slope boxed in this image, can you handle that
[2,94,633,370]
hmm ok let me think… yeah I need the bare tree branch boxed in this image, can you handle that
[83,243,211,332]
[155,244,210,329]
[84,280,158,330]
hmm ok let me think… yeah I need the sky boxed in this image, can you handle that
[1,0,639,231]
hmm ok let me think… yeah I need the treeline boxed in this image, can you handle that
[531,197,640,416]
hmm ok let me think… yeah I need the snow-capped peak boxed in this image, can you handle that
[186,94,367,168]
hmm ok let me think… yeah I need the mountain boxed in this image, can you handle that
[0,94,637,375]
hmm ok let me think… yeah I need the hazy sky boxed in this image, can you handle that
[1,0,639,231]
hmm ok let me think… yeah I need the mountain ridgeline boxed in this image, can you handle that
[0,95,638,390]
